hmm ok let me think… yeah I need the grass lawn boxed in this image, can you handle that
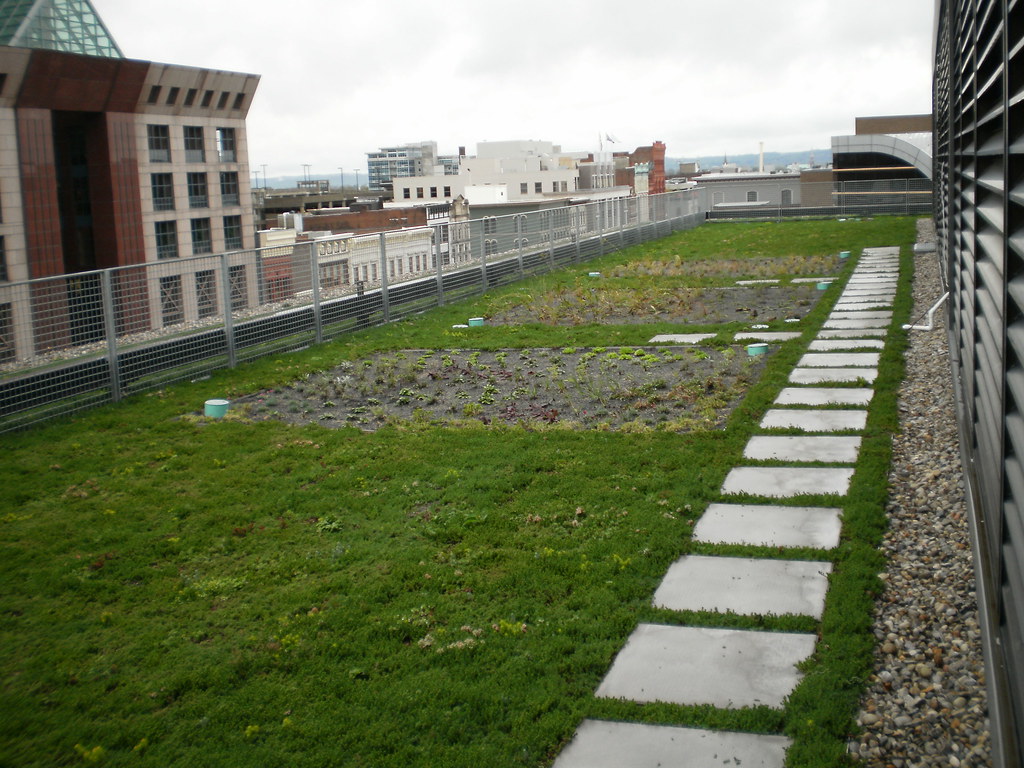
[0,217,917,767]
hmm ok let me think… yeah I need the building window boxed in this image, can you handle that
[746,190,758,202]
[150,173,174,211]
[147,85,161,104]
[201,90,214,107]
[155,221,178,259]
[0,302,13,361]
[223,215,243,250]
[483,216,497,234]
[520,182,528,194]
[215,127,237,162]
[165,86,180,105]
[184,88,197,106]
[0,236,7,281]
[430,186,437,198]
[781,189,793,206]
[187,172,208,208]
[552,182,559,193]
[443,186,451,197]
[191,218,212,254]
[535,182,542,194]
[159,275,184,326]
[147,125,171,163]
[195,270,217,318]
[228,264,247,310]
[184,126,205,162]
[416,187,424,198]
[220,171,240,205]
[232,92,245,110]
[216,91,229,109]
[403,188,411,199]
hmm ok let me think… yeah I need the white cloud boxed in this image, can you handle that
[95,0,935,176]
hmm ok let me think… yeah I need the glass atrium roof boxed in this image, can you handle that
[0,0,123,58]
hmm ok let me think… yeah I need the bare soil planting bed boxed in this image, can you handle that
[488,282,824,326]
[238,344,769,432]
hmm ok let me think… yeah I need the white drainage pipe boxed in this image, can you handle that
[902,292,949,331]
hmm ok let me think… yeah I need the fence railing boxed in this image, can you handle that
[703,178,933,220]
[0,190,701,431]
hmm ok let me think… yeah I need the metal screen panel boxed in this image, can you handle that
[934,1,1024,765]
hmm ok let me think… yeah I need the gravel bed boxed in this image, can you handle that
[849,219,992,767]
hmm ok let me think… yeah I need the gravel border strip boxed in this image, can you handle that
[849,220,992,768]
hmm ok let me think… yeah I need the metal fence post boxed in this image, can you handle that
[378,232,390,323]
[219,253,237,368]
[310,241,323,345]
[479,225,489,290]
[100,269,122,403]
[434,224,445,306]
[618,197,625,249]
[516,215,525,277]
[548,212,555,270]
[598,202,605,258]
[573,213,581,263]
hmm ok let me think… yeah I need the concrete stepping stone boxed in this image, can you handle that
[823,319,890,330]
[792,277,833,283]
[647,333,717,344]
[808,339,884,351]
[734,331,801,341]
[595,624,816,708]
[736,279,780,285]
[760,408,868,431]
[743,435,861,462]
[797,352,880,367]
[817,328,886,338]
[789,367,877,384]
[653,555,833,618]
[828,311,892,320]
[721,466,854,497]
[694,502,843,548]
[774,387,873,406]
[834,301,893,310]
[552,720,790,768]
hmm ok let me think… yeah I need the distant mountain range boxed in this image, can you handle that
[668,149,833,173]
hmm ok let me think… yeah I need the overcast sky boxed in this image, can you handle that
[96,0,935,181]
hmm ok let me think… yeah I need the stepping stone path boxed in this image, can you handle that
[553,246,901,767]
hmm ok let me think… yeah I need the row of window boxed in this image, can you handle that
[520,181,570,194]
[151,172,240,211]
[146,84,246,112]
[155,216,243,259]
[147,125,237,164]
[402,185,453,200]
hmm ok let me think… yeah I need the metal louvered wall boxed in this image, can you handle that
[934,1,1024,766]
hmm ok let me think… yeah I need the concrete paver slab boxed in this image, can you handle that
[822,318,890,330]
[743,435,861,462]
[595,624,816,708]
[760,408,868,431]
[653,555,833,618]
[817,328,886,338]
[552,720,791,768]
[828,311,892,320]
[797,352,880,367]
[736,279,780,285]
[693,502,843,548]
[721,466,854,497]
[808,339,884,351]
[734,331,802,341]
[790,367,877,384]
[647,333,716,344]
[774,387,873,406]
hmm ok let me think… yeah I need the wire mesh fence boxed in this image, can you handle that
[703,178,932,220]
[0,189,703,431]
